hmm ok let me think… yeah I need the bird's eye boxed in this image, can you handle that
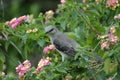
[49,28,54,32]
[45,28,55,34]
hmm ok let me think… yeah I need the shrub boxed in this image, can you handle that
[0,0,120,80]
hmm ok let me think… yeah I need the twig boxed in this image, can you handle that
[2,32,22,55]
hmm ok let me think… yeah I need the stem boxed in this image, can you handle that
[112,73,117,79]
[2,32,22,55]
[93,40,101,51]
[10,41,22,55]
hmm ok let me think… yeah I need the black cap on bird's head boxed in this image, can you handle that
[45,25,58,35]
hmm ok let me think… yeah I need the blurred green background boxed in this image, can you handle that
[0,0,59,22]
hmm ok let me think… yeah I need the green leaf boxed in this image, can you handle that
[102,52,109,59]
[56,64,67,73]
[65,32,77,40]
[37,40,45,47]
[114,65,120,80]
[5,42,10,51]
[0,51,5,63]
[85,10,100,17]
[46,72,60,80]
[0,51,5,71]
[74,52,80,60]
[104,58,111,74]
[56,67,67,73]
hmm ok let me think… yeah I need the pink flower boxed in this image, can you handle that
[96,0,99,4]
[43,45,55,54]
[99,26,119,50]
[106,0,119,10]
[38,57,50,67]
[9,18,20,28]
[16,60,31,78]
[33,57,51,74]
[109,26,116,34]
[23,60,31,71]
[18,72,24,78]
[110,36,119,44]
[16,64,23,73]
[49,45,55,50]
[43,46,50,54]
[117,14,120,19]
[114,14,120,19]
[9,18,17,24]
[61,0,66,6]
[17,15,27,21]
[8,15,28,28]
[82,0,86,3]
[101,41,109,50]
[10,21,20,28]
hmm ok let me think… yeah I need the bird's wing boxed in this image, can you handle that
[53,38,77,56]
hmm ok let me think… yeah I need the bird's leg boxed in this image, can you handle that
[62,55,65,62]
[59,51,68,62]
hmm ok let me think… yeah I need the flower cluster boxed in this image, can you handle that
[82,0,86,3]
[26,28,38,33]
[16,60,31,78]
[106,0,119,10]
[33,57,51,74]
[114,14,120,19]
[61,0,66,6]
[101,41,109,50]
[95,0,99,4]
[98,26,119,50]
[45,10,54,24]
[25,15,35,24]
[8,15,28,28]
[43,45,55,54]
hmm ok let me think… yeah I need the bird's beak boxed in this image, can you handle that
[45,31,49,34]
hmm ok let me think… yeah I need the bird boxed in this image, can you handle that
[45,25,79,62]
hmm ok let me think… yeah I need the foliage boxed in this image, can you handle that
[0,0,120,80]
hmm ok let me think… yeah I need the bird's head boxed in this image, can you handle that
[45,25,58,36]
